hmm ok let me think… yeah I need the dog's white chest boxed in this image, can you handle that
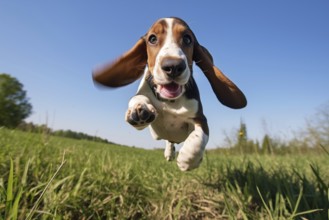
[149,97,199,143]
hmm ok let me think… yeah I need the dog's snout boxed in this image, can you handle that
[161,58,186,78]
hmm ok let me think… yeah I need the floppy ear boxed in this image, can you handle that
[93,37,147,87]
[193,43,247,109]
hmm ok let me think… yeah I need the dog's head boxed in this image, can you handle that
[93,17,247,108]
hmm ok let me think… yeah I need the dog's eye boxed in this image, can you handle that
[183,34,192,45]
[148,34,158,45]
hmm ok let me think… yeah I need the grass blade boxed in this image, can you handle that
[310,164,328,190]
[72,168,87,197]
[25,154,66,220]
[256,186,273,220]
[5,159,14,217]
[223,194,235,218]
[291,208,322,218]
[319,144,329,156]
[21,158,31,187]
[12,188,23,220]
[291,185,303,217]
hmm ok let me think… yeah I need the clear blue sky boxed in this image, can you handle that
[1,1,328,149]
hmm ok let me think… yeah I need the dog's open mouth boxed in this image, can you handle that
[159,82,183,99]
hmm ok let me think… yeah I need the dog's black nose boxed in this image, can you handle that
[161,58,186,78]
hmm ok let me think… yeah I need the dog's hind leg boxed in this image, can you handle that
[164,141,176,161]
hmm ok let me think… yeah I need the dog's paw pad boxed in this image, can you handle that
[126,104,156,128]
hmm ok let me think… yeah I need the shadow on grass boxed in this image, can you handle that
[203,161,328,219]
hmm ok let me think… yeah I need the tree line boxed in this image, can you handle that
[17,121,115,144]
[0,73,114,145]
[219,108,329,155]
[1,73,328,152]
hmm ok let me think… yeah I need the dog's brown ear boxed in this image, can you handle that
[193,43,247,109]
[93,37,147,87]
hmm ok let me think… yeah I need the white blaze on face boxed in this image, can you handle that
[151,18,192,100]
[153,18,191,86]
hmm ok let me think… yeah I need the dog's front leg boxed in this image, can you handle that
[125,95,158,130]
[177,122,209,171]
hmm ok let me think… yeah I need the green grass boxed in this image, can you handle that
[0,128,328,219]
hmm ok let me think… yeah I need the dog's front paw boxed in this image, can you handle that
[126,103,157,129]
[176,127,208,171]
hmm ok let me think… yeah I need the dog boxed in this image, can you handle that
[93,17,247,171]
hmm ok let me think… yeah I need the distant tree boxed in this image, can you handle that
[236,120,247,152]
[0,73,32,128]
[261,134,273,155]
[304,101,329,148]
[232,120,260,154]
[237,121,248,145]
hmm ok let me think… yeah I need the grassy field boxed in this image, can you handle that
[0,128,328,219]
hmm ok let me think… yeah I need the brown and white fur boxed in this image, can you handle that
[93,17,247,171]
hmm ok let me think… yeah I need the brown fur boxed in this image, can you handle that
[93,17,247,109]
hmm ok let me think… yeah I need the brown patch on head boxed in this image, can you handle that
[172,18,195,72]
[145,19,168,73]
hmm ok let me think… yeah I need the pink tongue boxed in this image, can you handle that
[164,83,179,92]
[160,83,181,98]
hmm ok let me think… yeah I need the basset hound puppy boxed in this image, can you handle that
[93,17,247,171]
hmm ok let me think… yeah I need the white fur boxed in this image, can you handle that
[126,92,158,130]
[95,17,245,171]
[136,70,198,142]
[126,18,208,171]
[177,126,209,171]
[130,67,207,171]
